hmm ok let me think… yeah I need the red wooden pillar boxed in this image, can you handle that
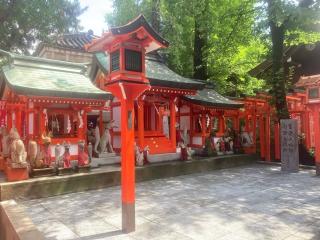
[265,113,271,162]
[234,115,240,132]
[252,113,257,152]
[201,114,207,145]
[99,110,103,135]
[15,108,22,136]
[39,108,45,137]
[83,110,88,143]
[312,109,320,175]
[120,99,136,231]
[190,105,193,146]
[304,111,311,149]
[274,122,280,161]
[170,98,176,148]
[7,110,12,130]
[218,115,224,136]
[159,106,163,134]
[259,116,265,160]
[137,99,144,147]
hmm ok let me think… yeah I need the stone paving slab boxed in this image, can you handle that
[20,164,320,240]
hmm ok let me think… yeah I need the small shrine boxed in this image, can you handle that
[0,50,111,180]
[296,74,320,174]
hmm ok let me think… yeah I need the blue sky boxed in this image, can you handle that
[79,0,113,36]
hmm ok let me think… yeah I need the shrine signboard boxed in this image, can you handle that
[280,119,299,172]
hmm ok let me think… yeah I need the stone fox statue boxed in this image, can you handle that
[9,128,27,166]
[100,120,115,153]
[27,141,38,168]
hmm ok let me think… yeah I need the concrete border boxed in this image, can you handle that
[0,200,44,240]
[0,154,258,201]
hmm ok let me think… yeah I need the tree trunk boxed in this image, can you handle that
[193,18,207,80]
[151,0,160,32]
[267,0,290,119]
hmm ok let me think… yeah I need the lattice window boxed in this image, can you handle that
[309,88,319,99]
[111,50,120,72]
[125,49,142,72]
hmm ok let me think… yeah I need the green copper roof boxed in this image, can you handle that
[183,88,243,109]
[92,52,205,90]
[0,50,111,100]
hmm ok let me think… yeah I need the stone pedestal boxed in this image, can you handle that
[0,156,4,171]
[6,165,29,181]
[280,119,299,172]
[316,163,320,176]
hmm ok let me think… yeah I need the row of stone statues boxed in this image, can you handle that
[0,126,89,173]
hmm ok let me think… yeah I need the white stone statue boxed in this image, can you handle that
[135,143,144,166]
[54,144,64,167]
[94,125,100,155]
[9,128,27,167]
[27,141,38,168]
[163,111,169,139]
[182,126,189,145]
[100,120,115,153]
[241,131,253,147]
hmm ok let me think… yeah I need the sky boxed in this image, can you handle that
[78,0,113,36]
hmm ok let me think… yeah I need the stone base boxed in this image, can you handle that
[281,158,299,173]
[58,167,73,176]
[31,168,56,178]
[243,146,256,154]
[6,165,29,182]
[0,156,4,171]
[74,165,91,173]
[122,202,135,233]
[0,154,258,201]
[316,163,320,176]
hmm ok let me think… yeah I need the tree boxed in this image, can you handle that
[106,0,267,95]
[0,0,86,54]
[262,0,320,119]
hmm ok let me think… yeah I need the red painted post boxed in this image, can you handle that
[15,109,22,136]
[120,99,136,232]
[304,112,311,149]
[170,97,176,148]
[259,116,265,160]
[138,99,144,147]
[201,114,207,145]
[312,109,320,175]
[265,113,271,161]
[252,113,257,153]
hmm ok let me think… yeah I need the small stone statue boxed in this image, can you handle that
[100,120,115,153]
[94,125,100,155]
[27,141,38,169]
[87,142,93,163]
[78,141,89,166]
[9,128,27,167]
[41,133,52,167]
[63,142,71,168]
[135,142,144,166]
[54,144,63,168]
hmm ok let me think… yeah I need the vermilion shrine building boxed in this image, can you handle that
[0,15,319,182]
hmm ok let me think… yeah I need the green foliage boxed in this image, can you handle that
[0,0,86,54]
[258,0,320,119]
[106,0,267,96]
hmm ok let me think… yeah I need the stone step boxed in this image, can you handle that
[97,152,117,158]
[90,155,120,168]
[148,152,180,163]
